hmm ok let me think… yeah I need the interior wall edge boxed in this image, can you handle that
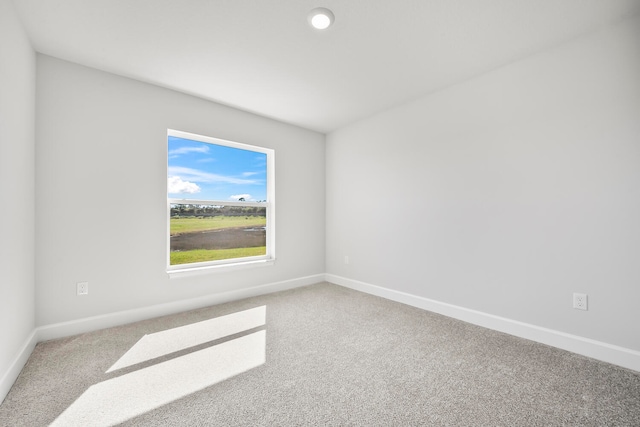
[326,274,640,373]
[0,330,38,405]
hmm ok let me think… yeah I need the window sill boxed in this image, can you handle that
[167,258,275,279]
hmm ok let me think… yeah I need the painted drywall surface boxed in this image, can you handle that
[35,55,325,326]
[326,16,640,351]
[0,0,36,385]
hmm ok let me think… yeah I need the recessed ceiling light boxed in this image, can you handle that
[308,7,334,30]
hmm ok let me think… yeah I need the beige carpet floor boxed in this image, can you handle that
[1,282,639,426]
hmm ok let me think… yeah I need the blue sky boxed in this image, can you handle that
[168,136,267,201]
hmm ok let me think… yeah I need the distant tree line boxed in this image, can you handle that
[171,204,266,217]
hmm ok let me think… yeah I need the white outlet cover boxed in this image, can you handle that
[573,293,587,310]
[77,282,89,295]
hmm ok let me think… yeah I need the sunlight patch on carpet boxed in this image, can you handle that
[107,305,266,373]
[51,306,267,426]
[51,330,266,426]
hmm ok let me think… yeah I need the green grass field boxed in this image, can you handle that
[170,247,266,265]
[170,215,266,235]
[170,216,267,265]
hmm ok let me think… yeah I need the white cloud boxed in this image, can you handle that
[168,176,201,194]
[168,166,260,185]
[230,194,252,201]
[242,172,258,177]
[168,146,209,157]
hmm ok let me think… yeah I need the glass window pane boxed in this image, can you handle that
[168,136,267,202]
[169,204,266,265]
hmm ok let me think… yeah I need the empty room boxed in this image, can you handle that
[1,0,639,425]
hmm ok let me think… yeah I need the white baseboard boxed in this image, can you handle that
[326,274,640,373]
[4,272,636,405]
[37,273,324,342]
[0,329,38,404]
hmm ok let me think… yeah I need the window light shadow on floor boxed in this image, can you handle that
[50,306,267,427]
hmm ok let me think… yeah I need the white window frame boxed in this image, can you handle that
[167,129,275,275]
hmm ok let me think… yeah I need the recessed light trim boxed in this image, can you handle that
[308,7,334,30]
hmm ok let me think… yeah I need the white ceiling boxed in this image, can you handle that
[13,0,640,133]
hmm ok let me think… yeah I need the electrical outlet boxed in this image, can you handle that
[77,282,89,296]
[573,293,587,310]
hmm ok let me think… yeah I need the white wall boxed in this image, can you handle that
[35,55,325,326]
[327,15,640,352]
[0,0,36,400]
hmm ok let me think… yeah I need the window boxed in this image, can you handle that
[167,129,275,272]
